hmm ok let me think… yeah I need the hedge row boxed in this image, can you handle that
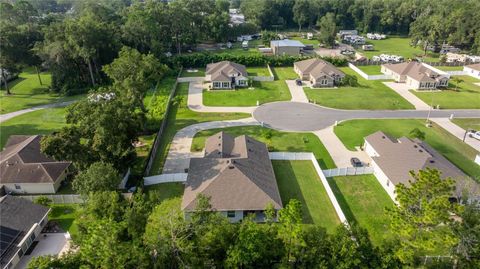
[167,53,348,68]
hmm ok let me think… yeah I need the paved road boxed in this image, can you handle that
[285,80,309,103]
[187,81,257,113]
[253,101,480,132]
[383,82,431,110]
[0,101,75,123]
[163,117,260,173]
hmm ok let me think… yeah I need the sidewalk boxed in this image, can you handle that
[285,80,309,103]
[187,81,257,113]
[162,117,260,173]
[431,118,480,151]
[383,82,431,110]
[313,126,370,168]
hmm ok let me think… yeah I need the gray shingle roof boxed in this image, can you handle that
[294,58,345,80]
[182,132,282,211]
[382,62,447,82]
[206,61,248,82]
[0,135,71,184]
[466,63,480,71]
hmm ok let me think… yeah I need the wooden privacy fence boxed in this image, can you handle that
[143,68,183,176]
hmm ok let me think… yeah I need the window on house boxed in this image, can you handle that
[222,82,230,88]
[14,184,21,190]
[386,180,390,186]
[213,82,221,88]
[18,248,24,258]
[321,79,328,85]
[238,80,246,86]
[227,211,235,218]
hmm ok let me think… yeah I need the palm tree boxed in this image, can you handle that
[452,77,464,91]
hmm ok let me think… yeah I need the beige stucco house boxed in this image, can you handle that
[182,132,282,222]
[205,61,249,89]
[294,58,345,87]
[381,62,449,90]
[0,135,71,194]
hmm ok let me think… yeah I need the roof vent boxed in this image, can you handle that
[429,160,435,163]
[228,165,235,169]
[419,149,423,153]
[414,145,418,148]
[382,136,386,139]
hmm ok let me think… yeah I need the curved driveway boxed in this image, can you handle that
[253,101,480,132]
[0,101,75,123]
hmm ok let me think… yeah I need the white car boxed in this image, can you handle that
[469,131,480,140]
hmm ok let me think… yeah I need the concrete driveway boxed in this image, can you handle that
[432,118,480,151]
[285,80,309,103]
[383,82,431,110]
[16,233,69,269]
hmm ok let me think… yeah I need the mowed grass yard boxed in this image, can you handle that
[148,82,249,175]
[452,118,480,130]
[49,204,80,240]
[359,36,440,62]
[247,66,271,77]
[0,107,67,148]
[334,119,480,179]
[411,76,480,109]
[355,65,382,75]
[434,65,465,71]
[328,175,394,245]
[203,80,291,106]
[271,66,298,80]
[304,67,414,110]
[0,68,80,114]
[191,126,336,169]
[273,160,340,232]
[180,68,205,77]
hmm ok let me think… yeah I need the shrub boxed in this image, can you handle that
[34,196,52,207]
[340,74,359,87]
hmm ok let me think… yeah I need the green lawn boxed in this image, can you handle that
[334,119,480,179]
[328,175,394,245]
[191,126,336,169]
[304,67,414,110]
[411,76,480,109]
[272,160,340,232]
[49,204,79,240]
[203,80,291,106]
[179,68,205,77]
[355,65,382,75]
[131,135,156,177]
[144,76,177,130]
[192,40,263,57]
[271,66,298,80]
[359,36,440,62]
[148,82,249,175]
[145,183,184,204]
[0,107,67,149]
[247,66,271,77]
[434,65,465,71]
[291,36,319,45]
[452,118,480,131]
[0,68,81,114]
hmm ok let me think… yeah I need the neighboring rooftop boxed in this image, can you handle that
[206,61,248,82]
[182,132,282,211]
[0,195,49,267]
[365,131,476,197]
[270,39,305,48]
[0,135,71,184]
[294,58,345,79]
[466,63,480,71]
[382,62,446,82]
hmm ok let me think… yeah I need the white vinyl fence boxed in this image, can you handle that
[348,63,392,80]
[446,70,466,76]
[18,194,84,204]
[269,152,348,225]
[251,64,275,81]
[144,173,188,186]
[322,166,374,177]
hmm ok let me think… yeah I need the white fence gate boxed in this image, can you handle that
[144,173,188,186]
[322,166,374,177]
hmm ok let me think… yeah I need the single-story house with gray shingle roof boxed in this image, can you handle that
[464,63,480,79]
[182,132,282,222]
[294,58,345,87]
[270,39,305,56]
[364,131,479,202]
[205,61,249,89]
[0,135,72,194]
[381,62,449,90]
[0,195,50,269]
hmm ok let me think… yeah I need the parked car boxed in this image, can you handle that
[350,157,363,167]
[295,79,302,86]
[468,130,480,140]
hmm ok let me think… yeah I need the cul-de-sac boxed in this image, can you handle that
[1,0,480,268]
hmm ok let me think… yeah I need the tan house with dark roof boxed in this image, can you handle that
[205,61,249,89]
[364,131,478,201]
[464,63,480,79]
[0,135,71,194]
[294,58,345,87]
[381,62,449,90]
[182,132,282,222]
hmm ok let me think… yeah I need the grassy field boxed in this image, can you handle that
[452,118,480,130]
[271,66,298,80]
[359,36,440,62]
[203,80,291,106]
[434,65,465,71]
[131,135,156,177]
[334,119,480,179]
[0,107,67,149]
[273,160,340,232]
[291,36,320,45]
[180,68,205,77]
[144,184,184,203]
[411,76,480,109]
[355,65,382,75]
[304,67,414,110]
[191,126,336,169]
[247,66,271,77]
[0,68,80,114]
[49,204,79,240]
[328,175,394,245]
[148,82,249,175]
